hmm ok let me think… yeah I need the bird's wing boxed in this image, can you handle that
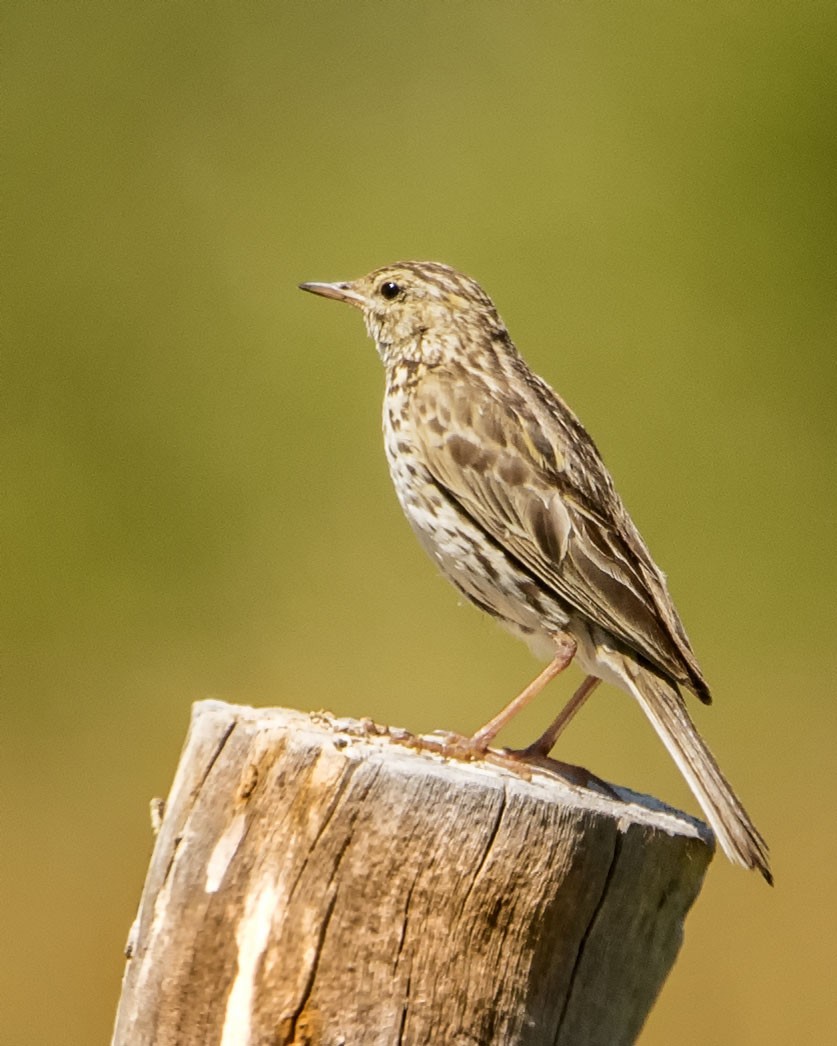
[411,365,710,701]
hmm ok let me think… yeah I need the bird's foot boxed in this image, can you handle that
[510,737,554,760]
[384,728,616,795]
[422,730,490,761]
[392,730,534,779]
[500,747,619,796]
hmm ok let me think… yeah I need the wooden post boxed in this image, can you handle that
[112,700,712,1046]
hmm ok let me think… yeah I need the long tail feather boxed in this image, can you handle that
[611,653,772,883]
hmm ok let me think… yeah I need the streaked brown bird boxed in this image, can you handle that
[300,261,771,883]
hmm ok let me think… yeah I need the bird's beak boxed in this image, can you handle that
[299,280,367,309]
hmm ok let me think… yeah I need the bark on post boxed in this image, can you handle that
[112,700,713,1046]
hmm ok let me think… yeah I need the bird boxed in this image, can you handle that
[300,260,771,883]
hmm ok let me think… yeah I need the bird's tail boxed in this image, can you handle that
[607,651,772,883]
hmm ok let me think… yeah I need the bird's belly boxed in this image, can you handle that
[385,442,570,659]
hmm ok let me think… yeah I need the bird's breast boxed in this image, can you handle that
[381,386,570,655]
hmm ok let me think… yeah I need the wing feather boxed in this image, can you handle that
[412,366,710,701]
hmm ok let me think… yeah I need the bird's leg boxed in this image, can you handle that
[464,632,577,753]
[514,675,601,759]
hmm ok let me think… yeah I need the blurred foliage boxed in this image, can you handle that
[4,3,836,1044]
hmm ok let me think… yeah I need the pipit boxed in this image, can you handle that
[300,261,771,883]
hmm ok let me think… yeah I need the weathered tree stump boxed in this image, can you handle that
[112,700,713,1046]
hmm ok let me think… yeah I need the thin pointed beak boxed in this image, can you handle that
[299,280,367,309]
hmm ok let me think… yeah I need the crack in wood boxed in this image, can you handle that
[284,871,339,1042]
[396,969,412,1046]
[306,754,363,854]
[285,758,377,907]
[282,763,379,1042]
[159,720,240,900]
[196,719,237,796]
[460,779,508,912]
[552,830,624,1045]
[394,873,417,970]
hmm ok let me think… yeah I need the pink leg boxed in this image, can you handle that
[517,675,601,758]
[466,633,577,751]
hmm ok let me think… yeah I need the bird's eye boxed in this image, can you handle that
[380,281,400,300]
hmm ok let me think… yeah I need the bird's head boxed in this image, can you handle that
[300,261,506,369]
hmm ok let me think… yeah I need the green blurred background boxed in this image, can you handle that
[5,2,836,1043]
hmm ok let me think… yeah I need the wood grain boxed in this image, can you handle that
[112,701,713,1046]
